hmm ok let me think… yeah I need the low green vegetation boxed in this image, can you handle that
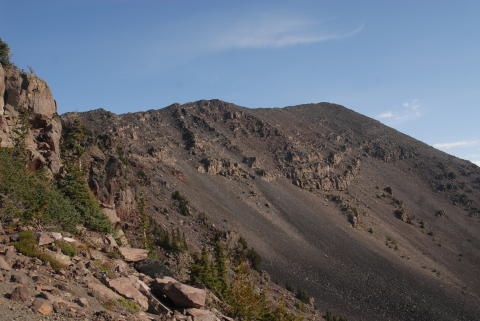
[325,311,348,321]
[295,289,311,305]
[55,240,77,257]
[117,298,140,313]
[138,194,188,255]
[0,147,110,233]
[60,119,92,161]
[0,148,80,231]
[237,236,262,271]
[245,247,262,271]
[92,261,114,277]
[190,240,302,321]
[14,231,64,270]
[57,164,111,233]
[154,226,188,253]
[0,38,12,67]
[171,190,190,216]
[190,242,229,297]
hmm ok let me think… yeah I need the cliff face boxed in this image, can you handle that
[0,65,62,174]
[63,100,480,321]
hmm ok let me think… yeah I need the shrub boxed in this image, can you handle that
[153,225,188,253]
[325,311,348,321]
[55,240,77,257]
[60,119,92,161]
[246,247,262,271]
[0,38,12,67]
[171,191,190,216]
[295,289,310,304]
[285,283,294,292]
[227,264,303,321]
[0,147,111,233]
[0,148,81,231]
[57,164,111,233]
[190,247,217,289]
[190,240,302,321]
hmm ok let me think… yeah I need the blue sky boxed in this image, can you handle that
[1,1,479,165]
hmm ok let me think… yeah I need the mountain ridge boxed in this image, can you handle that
[1,59,479,320]
[62,98,480,321]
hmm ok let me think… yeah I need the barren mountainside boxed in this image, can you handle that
[62,99,480,321]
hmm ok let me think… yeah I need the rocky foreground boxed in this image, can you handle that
[0,225,237,321]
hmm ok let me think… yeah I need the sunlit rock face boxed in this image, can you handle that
[0,65,62,174]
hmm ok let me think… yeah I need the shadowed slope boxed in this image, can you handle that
[63,100,480,321]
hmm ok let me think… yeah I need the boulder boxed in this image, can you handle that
[62,237,79,244]
[108,277,149,310]
[186,308,219,321]
[112,259,130,273]
[129,275,151,294]
[51,232,63,240]
[163,282,206,308]
[86,277,121,301]
[116,229,130,247]
[32,298,53,315]
[38,291,69,306]
[143,289,172,314]
[135,259,173,278]
[118,247,148,262]
[5,246,17,264]
[75,297,89,307]
[37,232,55,246]
[0,256,11,270]
[89,249,108,261]
[154,276,178,291]
[10,285,32,301]
[46,250,72,266]
[106,235,118,248]
[0,235,9,244]
[10,272,31,284]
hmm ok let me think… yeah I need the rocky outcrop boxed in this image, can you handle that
[0,65,62,174]
[198,157,250,179]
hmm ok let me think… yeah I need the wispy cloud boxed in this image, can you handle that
[145,13,364,72]
[433,140,480,149]
[210,16,364,50]
[432,142,480,166]
[376,99,423,124]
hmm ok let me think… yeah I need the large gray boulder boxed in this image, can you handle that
[86,277,121,302]
[118,247,148,262]
[108,277,149,310]
[163,282,206,309]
